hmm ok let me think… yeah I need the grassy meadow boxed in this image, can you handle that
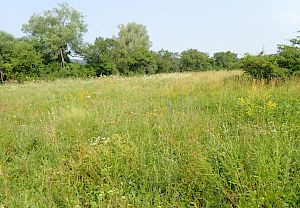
[0,71,300,207]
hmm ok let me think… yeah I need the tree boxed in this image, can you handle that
[180,49,211,71]
[0,31,43,81]
[84,37,118,76]
[112,47,158,75]
[0,31,15,81]
[111,22,156,75]
[213,51,238,69]
[116,22,152,51]
[126,48,157,74]
[0,31,15,65]
[156,49,180,73]
[8,41,43,80]
[277,31,300,74]
[22,3,87,68]
[277,45,300,74]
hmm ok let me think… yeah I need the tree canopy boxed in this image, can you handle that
[213,51,238,69]
[180,49,211,71]
[116,22,152,51]
[22,3,87,68]
[156,49,180,73]
[84,37,118,76]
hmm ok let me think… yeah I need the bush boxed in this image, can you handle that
[40,63,96,80]
[84,37,118,76]
[116,48,157,75]
[128,49,157,74]
[212,51,238,70]
[180,49,211,71]
[66,63,96,78]
[156,50,180,73]
[241,55,287,79]
[0,40,43,82]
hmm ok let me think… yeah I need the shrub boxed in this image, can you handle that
[241,55,287,79]
[0,40,43,82]
[128,49,158,74]
[84,37,118,76]
[40,63,96,80]
[180,49,211,71]
[116,48,157,75]
[156,49,180,73]
[212,51,238,70]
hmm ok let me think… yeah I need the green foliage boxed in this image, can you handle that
[22,3,88,67]
[2,3,300,81]
[0,31,43,81]
[8,41,43,80]
[180,49,211,71]
[83,23,157,76]
[125,48,157,75]
[117,22,152,51]
[0,31,15,61]
[60,63,96,78]
[241,55,288,79]
[0,31,15,80]
[212,51,238,69]
[113,48,157,75]
[40,62,95,80]
[156,49,180,73]
[277,45,300,73]
[84,37,118,76]
[241,36,300,79]
[112,23,157,75]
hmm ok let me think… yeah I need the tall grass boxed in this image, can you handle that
[0,71,299,207]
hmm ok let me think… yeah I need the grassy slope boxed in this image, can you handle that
[0,71,299,207]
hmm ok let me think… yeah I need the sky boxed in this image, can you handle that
[1,0,300,56]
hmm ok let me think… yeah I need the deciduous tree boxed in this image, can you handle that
[22,3,87,68]
[84,37,118,76]
[180,49,211,71]
[116,22,152,51]
[156,49,180,73]
[213,51,238,69]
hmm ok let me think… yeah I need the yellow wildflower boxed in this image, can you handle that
[266,100,276,110]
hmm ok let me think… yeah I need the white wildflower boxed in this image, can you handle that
[90,136,110,145]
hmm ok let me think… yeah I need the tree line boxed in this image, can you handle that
[0,3,299,82]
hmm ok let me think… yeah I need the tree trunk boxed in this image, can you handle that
[60,48,65,69]
[60,48,69,69]
[0,71,3,82]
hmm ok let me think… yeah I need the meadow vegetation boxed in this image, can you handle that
[0,71,299,207]
[1,2,300,208]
